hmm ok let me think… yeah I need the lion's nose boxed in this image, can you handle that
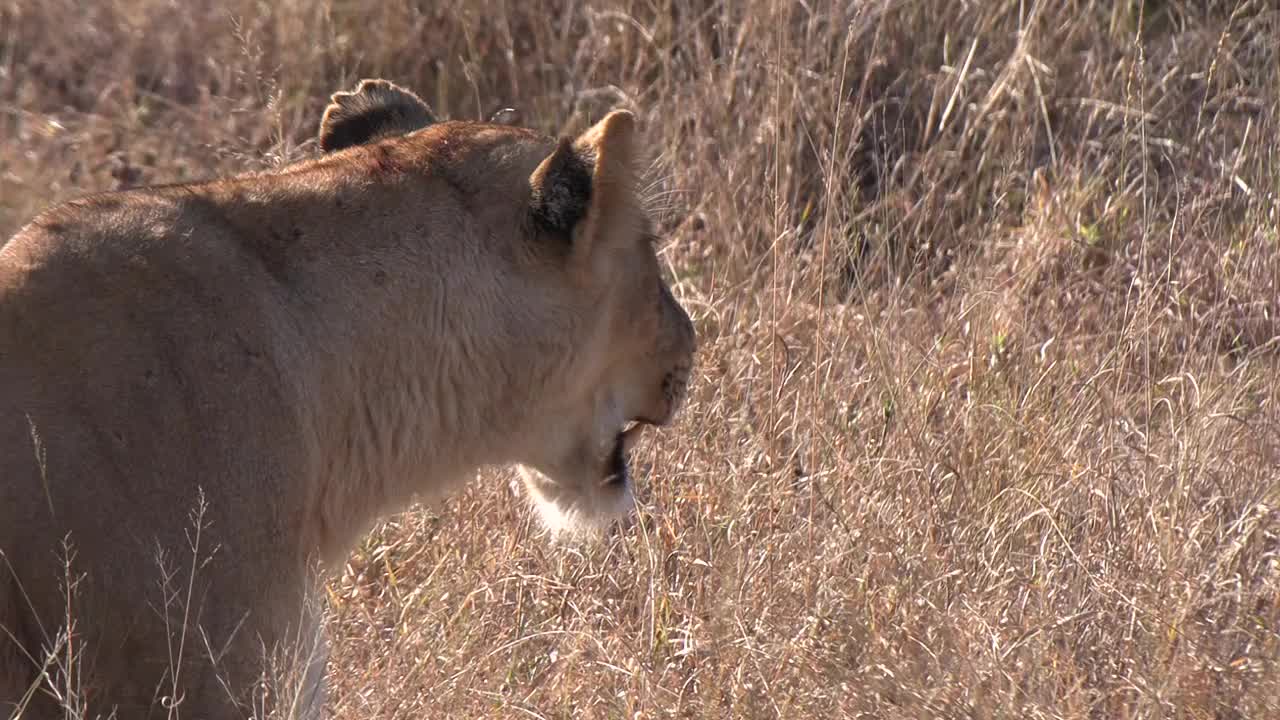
[661,282,697,360]
[677,305,696,359]
[661,367,691,421]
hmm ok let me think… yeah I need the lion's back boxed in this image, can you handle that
[0,188,309,531]
[0,192,316,710]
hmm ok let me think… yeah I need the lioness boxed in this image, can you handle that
[0,79,695,719]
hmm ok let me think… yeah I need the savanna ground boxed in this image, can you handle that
[2,1,1278,718]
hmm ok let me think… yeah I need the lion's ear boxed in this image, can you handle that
[529,138,592,236]
[528,110,638,260]
[318,79,437,153]
[489,107,522,126]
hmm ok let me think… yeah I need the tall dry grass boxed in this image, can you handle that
[2,0,1278,717]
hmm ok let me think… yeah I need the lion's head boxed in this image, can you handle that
[319,80,696,538]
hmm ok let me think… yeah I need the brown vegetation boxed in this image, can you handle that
[2,1,1278,717]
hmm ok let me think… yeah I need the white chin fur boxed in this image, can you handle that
[517,465,635,541]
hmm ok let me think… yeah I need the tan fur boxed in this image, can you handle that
[0,79,694,719]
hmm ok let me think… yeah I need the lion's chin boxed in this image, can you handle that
[518,428,641,541]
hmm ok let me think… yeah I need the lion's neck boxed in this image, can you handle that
[286,243,539,566]
[208,177,554,566]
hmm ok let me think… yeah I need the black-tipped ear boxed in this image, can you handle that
[489,107,522,126]
[528,111,640,261]
[528,138,593,235]
[318,79,438,153]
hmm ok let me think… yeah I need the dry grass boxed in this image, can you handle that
[3,0,1279,718]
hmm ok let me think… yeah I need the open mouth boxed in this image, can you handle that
[602,421,648,488]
